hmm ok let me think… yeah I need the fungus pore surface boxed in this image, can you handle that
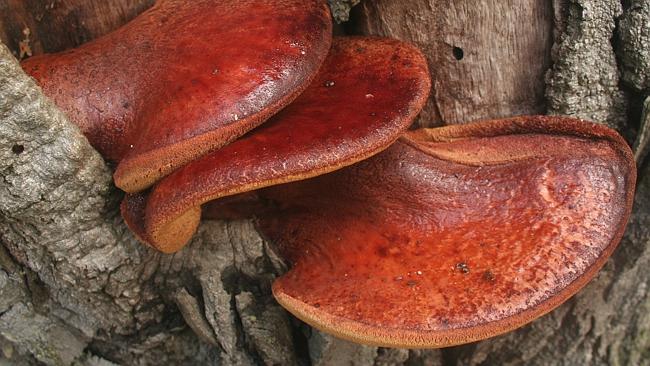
[21,0,332,192]
[122,37,431,253]
[257,116,636,348]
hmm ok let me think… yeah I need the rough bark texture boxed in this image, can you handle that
[618,0,650,92]
[545,0,628,131]
[635,97,650,163]
[1,0,649,365]
[327,0,360,23]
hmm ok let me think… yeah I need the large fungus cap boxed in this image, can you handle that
[21,0,332,192]
[122,37,431,253]
[258,115,636,348]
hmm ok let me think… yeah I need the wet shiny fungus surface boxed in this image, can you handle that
[126,37,430,252]
[258,116,635,347]
[21,0,332,192]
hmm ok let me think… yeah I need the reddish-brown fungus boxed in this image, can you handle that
[122,37,431,253]
[20,0,332,192]
[257,116,636,348]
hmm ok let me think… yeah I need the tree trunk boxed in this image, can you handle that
[0,1,648,365]
[352,0,554,128]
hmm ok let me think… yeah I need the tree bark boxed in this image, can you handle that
[352,0,554,128]
[1,1,649,365]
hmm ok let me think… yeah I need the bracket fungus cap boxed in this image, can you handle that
[122,37,431,253]
[21,0,332,192]
[257,115,636,348]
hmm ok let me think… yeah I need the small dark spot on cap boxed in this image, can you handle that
[122,101,130,109]
[453,46,464,60]
[314,303,320,308]
[376,246,388,257]
[12,144,24,155]
[483,270,495,282]
[456,262,470,274]
[407,280,418,287]
[191,79,199,86]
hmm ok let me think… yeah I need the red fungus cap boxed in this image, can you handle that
[257,116,636,348]
[122,37,431,253]
[20,0,332,192]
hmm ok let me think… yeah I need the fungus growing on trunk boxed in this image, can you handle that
[256,116,636,348]
[15,0,637,349]
[122,37,431,253]
[20,0,332,192]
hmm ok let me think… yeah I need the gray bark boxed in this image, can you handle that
[545,0,628,131]
[618,0,650,92]
[0,0,649,365]
[328,0,361,23]
[0,41,299,365]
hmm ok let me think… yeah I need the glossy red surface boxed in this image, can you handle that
[258,116,636,348]
[21,0,332,192]
[125,37,430,252]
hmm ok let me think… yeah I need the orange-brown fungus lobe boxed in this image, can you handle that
[258,116,636,348]
[124,37,431,253]
[21,0,332,192]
